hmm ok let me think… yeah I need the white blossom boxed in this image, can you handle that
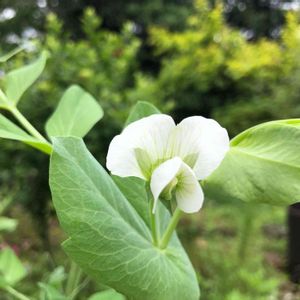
[106,114,229,213]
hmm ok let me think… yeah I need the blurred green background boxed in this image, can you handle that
[0,0,300,299]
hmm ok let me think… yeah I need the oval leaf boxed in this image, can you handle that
[45,85,103,138]
[49,137,199,300]
[125,101,160,127]
[0,248,26,287]
[4,51,48,105]
[203,119,300,206]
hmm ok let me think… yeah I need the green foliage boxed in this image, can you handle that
[0,216,17,232]
[0,113,51,154]
[182,202,285,299]
[88,290,125,300]
[46,85,103,138]
[39,283,68,300]
[3,51,48,106]
[0,247,26,287]
[204,119,300,206]
[49,137,200,300]
[125,101,160,126]
[39,9,142,125]
[145,0,284,121]
[0,46,25,63]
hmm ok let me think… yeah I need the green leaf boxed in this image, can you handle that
[0,113,52,154]
[88,290,126,300]
[203,119,300,206]
[125,101,160,127]
[0,217,18,232]
[45,85,103,138]
[38,283,68,300]
[0,248,26,287]
[0,46,24,63]
[50,137,200,300]
[113,176,170,234]
[4,51,48,105]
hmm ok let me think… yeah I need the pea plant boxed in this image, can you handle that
[0,51,299,300]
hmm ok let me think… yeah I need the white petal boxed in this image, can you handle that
[168,116,229,180]
[175,163,204,213]
[106,114,175,179]
[150,157,182,213]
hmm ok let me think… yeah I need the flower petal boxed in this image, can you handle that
[168,116,229,180]
[175,163,204,213]
[106,114,175,179]
[150,157,204,214]
[150,157,182,213]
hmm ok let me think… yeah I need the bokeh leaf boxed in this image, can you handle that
[0,217,18,232]
[203,119,300,206]
[38,283,68,300]
[46,85,103,138]
[88,290,126,300]
[125,101,160,126]
[0,247,26,287]
[0,113,52,154]
[0,46,24,63]
[4,51,47,105]
[50,137,200,300]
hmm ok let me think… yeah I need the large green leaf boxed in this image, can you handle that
[0,248,26,287]
[46,85,103,138]
[50,138,200,300]
[203,119,300,206]
[125,101,160,126]
[4,51,47,105]
[0,114,52,154]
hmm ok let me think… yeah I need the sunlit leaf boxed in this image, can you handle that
[4,51,48,105]
[203,119,300,206]
[50,137,200,300]
[46,85,103,138]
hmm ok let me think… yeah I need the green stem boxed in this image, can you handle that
[65,261,82,298]
[5,286,31,300]
[238,207,255,264]
[159,208,183,249]
[0,88,9,105]
[9,106,50,144]
[146,186,159,246]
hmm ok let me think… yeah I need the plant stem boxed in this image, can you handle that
[0,89,8,105]
[159,208,183,249]
[148,190,159,247]
[9,106,50,145]
[65,261,83,298]
[238,206,255,264]
[5,286,31,300]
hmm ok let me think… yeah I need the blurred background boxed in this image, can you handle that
[0,0,300,299]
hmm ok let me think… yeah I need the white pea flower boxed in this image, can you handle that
[106,114,229,214]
